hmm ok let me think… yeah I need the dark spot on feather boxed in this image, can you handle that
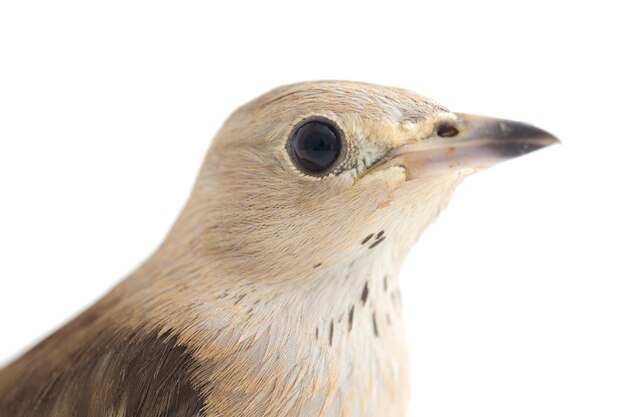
[361,234,374,245]
[329,321,334,346]
[372,313,379,337]
[313,263,322,269]
[361,282,369,305]
[377,230,385,239]
[348,305,355,332]
[234,294,246,305]
[384,276,388,292]
[315,327,319,340]
[368,236,386,249]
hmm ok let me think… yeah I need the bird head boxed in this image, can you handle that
[166,81,558,287]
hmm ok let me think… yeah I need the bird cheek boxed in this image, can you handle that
[381,166,407,190]
[352,166,406,210]
[359,166,406,192]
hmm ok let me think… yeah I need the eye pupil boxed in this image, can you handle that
[290,120,342,174]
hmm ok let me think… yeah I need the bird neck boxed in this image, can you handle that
[115,222,412,417]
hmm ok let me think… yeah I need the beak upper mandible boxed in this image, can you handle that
[374,113,560,179]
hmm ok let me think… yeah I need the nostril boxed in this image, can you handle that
[437,124,459,138]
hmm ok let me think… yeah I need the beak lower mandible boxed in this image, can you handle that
[377,113,560,179]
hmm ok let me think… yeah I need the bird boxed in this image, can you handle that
[0,81,558,417]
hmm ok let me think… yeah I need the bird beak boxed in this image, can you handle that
[373,113,560,179]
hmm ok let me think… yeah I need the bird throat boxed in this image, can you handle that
[285,239,410,417]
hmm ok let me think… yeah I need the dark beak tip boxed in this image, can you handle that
[502,120,550,136]
[456,113,560,148]
[499,120,561,150]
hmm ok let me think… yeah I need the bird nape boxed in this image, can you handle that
[0,81,558,417]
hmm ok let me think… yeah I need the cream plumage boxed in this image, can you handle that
[0,81,558,417]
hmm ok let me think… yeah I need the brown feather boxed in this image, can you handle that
[0,297,204,417]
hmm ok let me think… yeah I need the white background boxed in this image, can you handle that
[1,1,624,416]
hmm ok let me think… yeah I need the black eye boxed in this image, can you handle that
[289,119,343,175]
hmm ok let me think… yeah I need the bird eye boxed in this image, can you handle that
[289,118,343,175]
